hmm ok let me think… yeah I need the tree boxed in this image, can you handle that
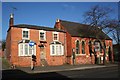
[106,19,120,45]
[2,40,6,51]
[83,5,117,64]
[83,5,113,27]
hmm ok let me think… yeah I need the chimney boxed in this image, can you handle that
[9,13,14,27]
[55,19,61,30]
[56,19,60,23]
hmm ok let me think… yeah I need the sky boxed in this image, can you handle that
[2,2,118,43]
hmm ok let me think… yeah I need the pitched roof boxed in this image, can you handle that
[8,24,65,33]
[60,20,112,40]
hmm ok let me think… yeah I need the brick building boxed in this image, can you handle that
[6,14,66,67]
[6,14,114,67]
[54,19,114,65]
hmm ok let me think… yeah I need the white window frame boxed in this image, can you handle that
[39,30,46,41]
[18,43,24,56]
[22,28,30,40]
[18,43,36,56]
[94,41,100,52]
[53,32,59,41]
[81,41,86,54]
[50,45,56,56]
[50,44,64,56]
[75,40,80,54]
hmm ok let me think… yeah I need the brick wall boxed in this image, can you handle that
[71,37,94,64]
[6,28,11,62]
[6,27,66,67]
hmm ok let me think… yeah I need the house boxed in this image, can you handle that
[6,14,66,67]
[54,19,114,65]
[6,14,114,67]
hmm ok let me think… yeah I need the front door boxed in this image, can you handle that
[40,47,48,66]
[40,48,46,60]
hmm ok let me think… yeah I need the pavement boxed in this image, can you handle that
[15,63,118,73]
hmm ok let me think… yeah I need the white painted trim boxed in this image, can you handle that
[79,54,86,56]
[18,43,36,56]
[22,28,30,40]
[39,30,46,41]
[18,43,20,56]
[75,39,80,54]
[81,40,86,54]
[75,39,80,43]
[50,45,56,56]
[53,32,59,41]
[81,39,85,42]
[50,44,64,56]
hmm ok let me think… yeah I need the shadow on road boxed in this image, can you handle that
[2,69,72,80]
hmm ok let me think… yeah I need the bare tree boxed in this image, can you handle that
[83,5,117,64]
[105,19,120,45]
[83,5,112,27]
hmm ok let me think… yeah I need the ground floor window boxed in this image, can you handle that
[94,41,101,52]
[18,43,36,56]
[82,41,85,54]
[50,41,64,56]
[76,40,80,54]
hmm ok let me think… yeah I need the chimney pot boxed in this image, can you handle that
[56,19,60,22]
[10,13,14,18]
[9,13,14,27]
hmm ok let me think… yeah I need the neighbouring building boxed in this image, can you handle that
[6,14,114,67]
[54,19,114,65]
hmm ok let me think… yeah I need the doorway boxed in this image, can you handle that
[108,46,112,62]
[40,46,47,66]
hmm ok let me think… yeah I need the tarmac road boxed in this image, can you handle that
[2,66,119,80]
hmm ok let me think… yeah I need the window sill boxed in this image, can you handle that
[50,55,64,56]
[40,40,47,43]
[40,40,46,41]
[53,40,59,41]
[18,55,36,57]
[76,54,86,56]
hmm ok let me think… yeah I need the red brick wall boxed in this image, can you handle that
[6,28,11,63]
[66,32,72,57]
[0,50,3,58]
[105,40,114,63]
[7,27,66,67]
[54,21,65,30]
[45,31,66,66]
[10,27,22,66]
[71,37,94,64]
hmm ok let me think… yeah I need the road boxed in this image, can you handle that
[2,66,119,80]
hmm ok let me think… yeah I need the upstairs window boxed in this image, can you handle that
[39,30,46,41]
[22,29,29,39]
[53,32,59,41]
